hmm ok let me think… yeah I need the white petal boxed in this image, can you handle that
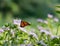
[13,19,21,26]
[48,14,53,18]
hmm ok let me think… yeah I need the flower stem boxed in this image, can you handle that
[56,24,60,35]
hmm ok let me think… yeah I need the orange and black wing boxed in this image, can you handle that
[20,21,30,27]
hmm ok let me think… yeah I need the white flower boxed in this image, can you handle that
[29,31,38,40]
[37,19,43,23]
[20,44,26,46]
[54,17,59,22]
[40,29,52,35]
[26,44,33,46]
[39,40,47,46]
[38,26,52,35]
[44,20,48,24]
[37,26,44,30]
[18,27,28,33]
[48,14,53,18]
[0,28,4,33]
[2,26,10,30]
[13,19,21,26]
[51,35,59,39]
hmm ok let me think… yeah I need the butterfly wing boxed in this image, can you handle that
[20,21,30,27]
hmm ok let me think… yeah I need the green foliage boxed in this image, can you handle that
[0,0,57,18]
[0,14,60,46]
[55,4,60,18]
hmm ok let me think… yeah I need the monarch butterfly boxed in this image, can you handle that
[20,20,30,27]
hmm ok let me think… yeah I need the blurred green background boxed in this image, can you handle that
[0,0,60,27]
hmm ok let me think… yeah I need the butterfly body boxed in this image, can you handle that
[20,20,30,27]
